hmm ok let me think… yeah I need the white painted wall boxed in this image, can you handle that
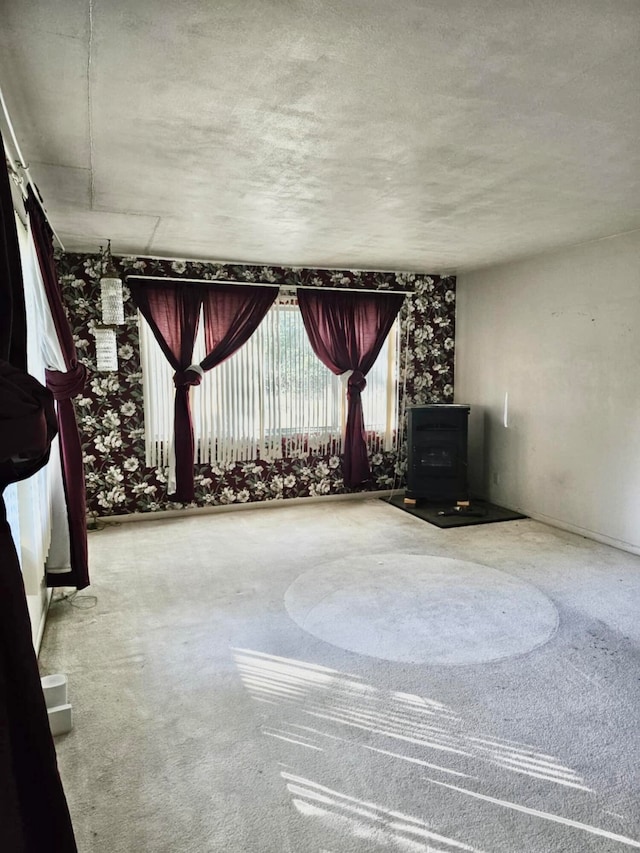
[455,230,640,554]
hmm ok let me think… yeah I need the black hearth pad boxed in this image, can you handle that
[383,495,526,528]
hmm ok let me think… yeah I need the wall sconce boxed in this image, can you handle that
[100,239,124,325]
[93,325,119,372]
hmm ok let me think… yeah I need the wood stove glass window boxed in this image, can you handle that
[420,445,456,469]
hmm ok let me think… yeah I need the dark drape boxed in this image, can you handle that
[0,362,78,853]
[130,279,276,502]
[298,289,405,487]
[1,138,76,851]
[200,283,278,370]
[25,189,90,590]
[130,280,202,502]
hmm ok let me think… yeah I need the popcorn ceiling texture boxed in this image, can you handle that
[57,253,455,516]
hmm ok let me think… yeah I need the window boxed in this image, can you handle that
[139,293,399,468]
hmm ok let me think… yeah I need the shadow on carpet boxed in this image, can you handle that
[383,494,526,528]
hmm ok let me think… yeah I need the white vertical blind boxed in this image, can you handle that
[140,312,173,468]
[139,293,399,467]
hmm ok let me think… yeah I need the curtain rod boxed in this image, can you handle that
[125,274,414,296]
[0,85,66,251]
[116,249,444,277]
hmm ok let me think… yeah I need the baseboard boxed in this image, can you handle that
[97,488,403,525]
[469,487,640,557]
[28,587,52,656]
[523,510,640,557]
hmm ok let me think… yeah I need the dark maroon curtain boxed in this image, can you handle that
[200,283,277,369]
[130,280,202,502]
[0,362,77,852]
[130,279,276,502]
[25,189,90,590]
[298,289,405,487]
[1,137,77,850]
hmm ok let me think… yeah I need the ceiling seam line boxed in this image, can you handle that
[145,218,162,254]
[87,0,95,210]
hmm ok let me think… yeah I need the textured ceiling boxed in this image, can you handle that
[1,0,639,272]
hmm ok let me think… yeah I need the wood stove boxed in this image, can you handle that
[406,404,470,502]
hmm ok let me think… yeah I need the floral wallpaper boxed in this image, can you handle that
[57,253,455,517]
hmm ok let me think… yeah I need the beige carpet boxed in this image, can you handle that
[39,498,640,852]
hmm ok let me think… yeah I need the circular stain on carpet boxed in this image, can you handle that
[284,554,558,665]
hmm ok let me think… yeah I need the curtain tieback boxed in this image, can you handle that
[174,363,204,388]
[346,369,366,397]
[0,362,58,488]
[45,362,89,401]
